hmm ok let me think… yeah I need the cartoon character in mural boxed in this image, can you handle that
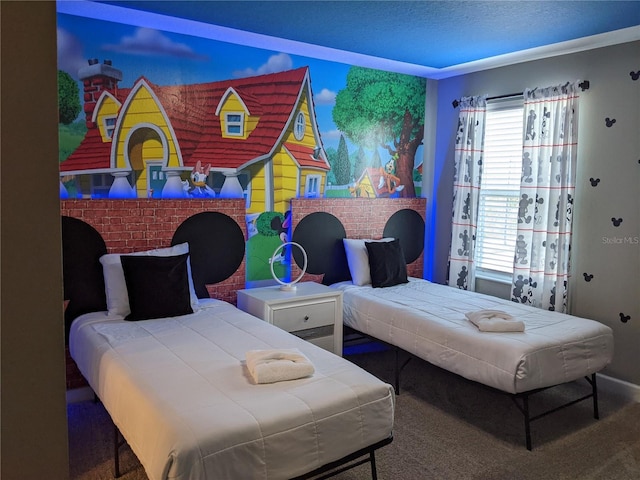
[245,211,292,285]
[348,182,373,197]
[377,155,405,196]
[183,161,215,198]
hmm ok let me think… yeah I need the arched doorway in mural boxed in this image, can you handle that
[125,124,169,198]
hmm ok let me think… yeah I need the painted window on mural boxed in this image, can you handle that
[305,175,321,198]
[103,116,117,139]
[294,112,305,141]
[225,113,244,136]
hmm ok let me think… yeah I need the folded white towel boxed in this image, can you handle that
[245,348,315,384]
[465,309,525,332]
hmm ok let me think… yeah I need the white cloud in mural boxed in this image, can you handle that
[57,28,87,80]
[321,129,343,142]
[103,28,208,60]
[314,88,336,106]
[233,53,293,78]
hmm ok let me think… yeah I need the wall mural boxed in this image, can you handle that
[57,11,426,285]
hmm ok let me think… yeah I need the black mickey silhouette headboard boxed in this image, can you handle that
[61,216,108,342]
[60,200,247,343]
[289,198,426,284]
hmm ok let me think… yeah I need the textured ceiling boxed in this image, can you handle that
[88,1,640,77]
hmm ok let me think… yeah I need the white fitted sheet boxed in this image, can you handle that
[69,299,394,480]
[333,279,614,394]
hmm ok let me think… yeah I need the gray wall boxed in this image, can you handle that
[1,2,70,478]
[431,41,640,385]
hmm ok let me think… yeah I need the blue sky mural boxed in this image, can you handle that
[57,13,353,153]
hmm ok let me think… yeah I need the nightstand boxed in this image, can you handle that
[237,282,343,355]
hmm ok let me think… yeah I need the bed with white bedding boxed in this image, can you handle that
[61,202,395,480]
[288,198,615,450]
[69,299,395,480]
[332,278,613,395]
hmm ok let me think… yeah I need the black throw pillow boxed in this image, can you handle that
[365,239,409,288]
[121,253,194,321]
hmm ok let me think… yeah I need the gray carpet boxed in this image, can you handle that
[68,348,640,479]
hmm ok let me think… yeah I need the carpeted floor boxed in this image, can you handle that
[68,348,640,479]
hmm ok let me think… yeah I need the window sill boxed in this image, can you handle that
[476,269,512,285]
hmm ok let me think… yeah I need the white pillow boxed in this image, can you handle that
[99,242,199,317]
[343,238,394,286]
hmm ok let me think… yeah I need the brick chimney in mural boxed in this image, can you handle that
[77,59,122,128]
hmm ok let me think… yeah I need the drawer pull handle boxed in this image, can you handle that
[304,315,309,322]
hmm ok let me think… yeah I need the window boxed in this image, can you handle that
[304,175,321,198]
[225,113,244,136]
[104,116,117,139]
[294,112,305,140]
[475,99,523,278]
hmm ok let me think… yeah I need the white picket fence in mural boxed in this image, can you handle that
[324,181,422,195]
[324,184,351,192]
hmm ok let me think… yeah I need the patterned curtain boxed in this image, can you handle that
[511,83,580,311]
[448,96,487,291]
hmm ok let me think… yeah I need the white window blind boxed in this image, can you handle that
[476,99,523,275]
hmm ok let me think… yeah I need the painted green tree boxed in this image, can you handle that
[58,70,81,125]
[333,67,426,197]
[333,134,351,185]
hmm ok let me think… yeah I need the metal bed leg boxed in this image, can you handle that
[370,450,378,480]
[394,347,412,395]
[589,373,599,419]
[395,348,400,394]
[114,424,121,478]
[522,394,532,451]
[289,435,392,480]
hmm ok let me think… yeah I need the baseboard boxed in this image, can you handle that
[66,386,94,404]
[596,373,640,402]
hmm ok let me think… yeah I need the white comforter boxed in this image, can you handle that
[69,299,394,480]
[333,279,614,394]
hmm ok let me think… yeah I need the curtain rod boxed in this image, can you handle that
[451,80,590,108]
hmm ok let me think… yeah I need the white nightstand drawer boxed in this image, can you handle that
[272,301,335,332]
[236,282,343,355]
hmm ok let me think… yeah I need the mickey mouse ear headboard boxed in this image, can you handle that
[291,211,350,285]
[60,199,248,342]
[290,198,426,284]
[171,211,245,299]
[61,216,108,342]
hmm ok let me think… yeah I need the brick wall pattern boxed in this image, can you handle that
[289,198,427,282]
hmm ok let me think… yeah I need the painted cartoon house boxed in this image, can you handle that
[60,61,330,215]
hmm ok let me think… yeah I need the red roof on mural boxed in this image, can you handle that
[60,67,328,173]
[284,142,325,169]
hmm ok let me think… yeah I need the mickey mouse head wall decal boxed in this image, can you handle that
[605,117,617,127]
[611,217,623,227]
[583,273,594,282]
[589,178,600,187]
[630,71,640,81]
[619,313,631,323]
